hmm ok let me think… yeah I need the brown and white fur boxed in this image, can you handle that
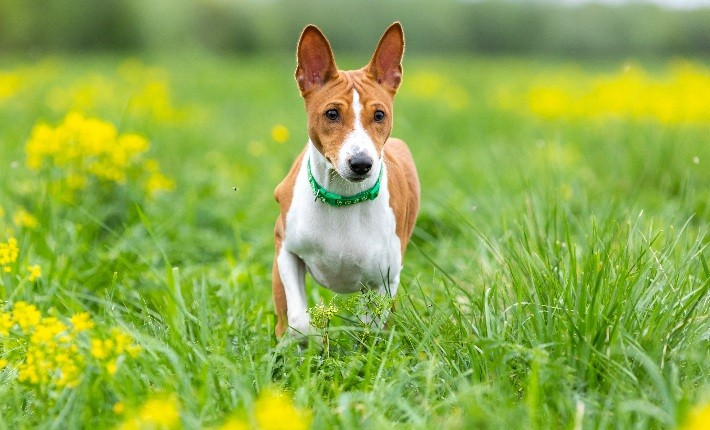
[272,22,420,338]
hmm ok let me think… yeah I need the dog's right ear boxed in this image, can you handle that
[295,25,338,95]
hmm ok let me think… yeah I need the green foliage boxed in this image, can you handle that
[0,53,708,428]
[1,1,710,57]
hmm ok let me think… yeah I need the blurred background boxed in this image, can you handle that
[1,0,709,58]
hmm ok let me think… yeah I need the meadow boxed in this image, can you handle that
[0,54,708,429]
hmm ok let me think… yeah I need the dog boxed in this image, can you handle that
[272,22,420,338]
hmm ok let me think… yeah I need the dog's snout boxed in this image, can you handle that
[348,153,373,175]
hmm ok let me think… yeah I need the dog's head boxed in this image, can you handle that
[295,23,404,183]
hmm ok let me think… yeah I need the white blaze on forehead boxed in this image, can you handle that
[339,89,377,166]
[351,88,363,124]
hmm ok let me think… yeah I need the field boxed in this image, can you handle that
[0,54,709,429]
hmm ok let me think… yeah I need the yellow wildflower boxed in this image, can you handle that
[106,359,118,375]
[111,327,142,357]
[143,161,175,196]
[681,401,710,430]
[70,312,94,332]
[13,209,39,230]
[11,301,42,330]
[519,61,710,124]
[0,237,19,272]
[271,125,290,143]
[27,264,42,281]
[2,303,140,390]
[90,328,140,375]
[113,401,125,414]
[0,311,12,335]
[129,80,182,122]
[90,338,112,360]
[254,388,311,430]
[0,358,7,369]
[219,416,249,430]
[25,112,173,199]
[30,317,67,345]
[138,395,181,428]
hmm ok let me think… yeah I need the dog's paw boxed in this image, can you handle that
[287,313,314,337]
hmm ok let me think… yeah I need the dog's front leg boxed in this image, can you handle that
[277,249,312,336]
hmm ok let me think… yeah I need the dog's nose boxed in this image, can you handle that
[348,154,373,175]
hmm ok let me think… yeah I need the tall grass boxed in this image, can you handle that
[0,54,707,428]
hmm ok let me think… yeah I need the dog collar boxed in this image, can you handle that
[307,159,383,207]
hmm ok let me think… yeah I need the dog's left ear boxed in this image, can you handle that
[366,22,405,94]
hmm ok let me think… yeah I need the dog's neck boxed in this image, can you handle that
[307,141,382,199]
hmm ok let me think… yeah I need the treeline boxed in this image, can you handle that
[1,0,709,57]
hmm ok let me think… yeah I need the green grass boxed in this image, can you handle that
[0,54,708,429]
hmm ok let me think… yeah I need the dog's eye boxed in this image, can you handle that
[325,109,339,121]
[374,110,385,122]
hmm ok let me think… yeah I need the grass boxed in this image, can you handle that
[0,54,708,429]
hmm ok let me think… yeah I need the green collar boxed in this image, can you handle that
[307,159,383,207]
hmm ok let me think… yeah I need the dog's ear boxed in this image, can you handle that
[295,25,338,95]
[366,22,405,94]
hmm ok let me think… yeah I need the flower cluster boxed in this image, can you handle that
[25,111,174,200]
[0,302,142,390]
[252,388,311,430]
[220,388,312,430]
[0,222,43,283]
[45,59,186,123]
[506,61,710,124]
[117,394,181,430]
[308,300,339,330]
[114,388,311,430]
[0,237,19,273]
[681,401,710,430]
[91,327,142,375]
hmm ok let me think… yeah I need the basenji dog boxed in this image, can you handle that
[272,22,420,338]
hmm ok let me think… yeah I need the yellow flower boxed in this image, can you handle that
[254,388,311,430]
[144,170,175,196]
[13,209,39,230]
[681,401,710,430]
[25,112,173,200]
[0,237,19,272]
[518,61,710,124]
[90,328,140,375]
[117,395,181,430]
[90,338,112,360]
[30,316,67,345]
[271,125,290,143]
[0,311,12,335]
[70,312,95,332]
[113,401,125,415]
[219,416,249,430]
[27,264,42,281]
[11,301,42,331]
[106,359,118,375]
[111,327,142,357]
[138,395,181,427]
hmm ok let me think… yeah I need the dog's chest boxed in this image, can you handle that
[284,165,401,293]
